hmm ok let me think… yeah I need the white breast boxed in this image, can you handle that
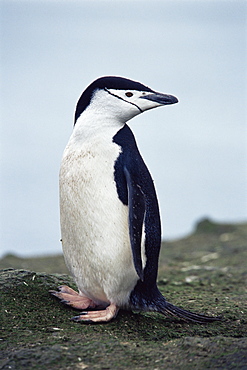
[59,117,139,307]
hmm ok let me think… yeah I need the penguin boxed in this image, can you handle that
[50,76,220,324]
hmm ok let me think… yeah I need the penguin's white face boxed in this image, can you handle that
[74,77,178,126]
[87,87,178,124]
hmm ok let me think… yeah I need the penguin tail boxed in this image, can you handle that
[130,284,221,324]
[158,300,222,324]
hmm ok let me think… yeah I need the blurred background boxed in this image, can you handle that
[0,0,246,257]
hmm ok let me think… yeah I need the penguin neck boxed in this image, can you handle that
[72,109,125,144]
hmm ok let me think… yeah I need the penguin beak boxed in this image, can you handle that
[140,92,178,105]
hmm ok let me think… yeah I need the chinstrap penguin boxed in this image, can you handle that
[51,76,220,324]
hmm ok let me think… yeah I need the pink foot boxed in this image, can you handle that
[72,303,119,323]
[50,285,96,310]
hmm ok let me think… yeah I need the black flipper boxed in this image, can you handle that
[124,166,145,281]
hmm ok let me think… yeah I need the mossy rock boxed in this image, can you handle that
[1,221,247,369]
[1,268,247,369]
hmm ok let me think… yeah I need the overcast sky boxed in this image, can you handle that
[0,0,246,257]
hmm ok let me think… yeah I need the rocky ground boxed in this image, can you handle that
[1,218,247,369]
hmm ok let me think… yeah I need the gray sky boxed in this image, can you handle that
[1,0,246,257]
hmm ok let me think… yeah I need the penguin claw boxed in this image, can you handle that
[57,285,79,295]
[61,299,70,304]
[49,290,58,296]
[71,316,94,324]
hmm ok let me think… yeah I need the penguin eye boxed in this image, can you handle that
[125,92,133,97]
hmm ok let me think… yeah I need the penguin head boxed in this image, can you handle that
[74,76,178,125]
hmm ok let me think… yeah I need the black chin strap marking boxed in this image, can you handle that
[104,88,143,113]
